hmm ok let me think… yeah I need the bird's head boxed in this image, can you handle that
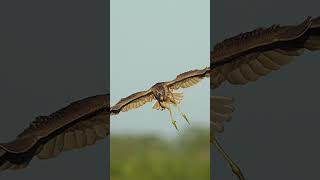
[154,91,165,101]
[152,83,167,101]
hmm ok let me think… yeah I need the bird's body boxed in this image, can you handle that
[151,82,183,109]
[151,82,170,104]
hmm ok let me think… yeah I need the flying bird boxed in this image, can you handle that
[111,67,210,130]
[0,94,110,171]
[211,16,320,180]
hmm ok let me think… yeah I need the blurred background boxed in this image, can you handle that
[110,0,210,179]
[110,127,209,180]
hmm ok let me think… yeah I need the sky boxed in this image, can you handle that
[110,0,210,138]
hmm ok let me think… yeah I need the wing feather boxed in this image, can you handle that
[0,94,109,170]
[110,90,154,114]
[167,67,210,90]
[247,58,272,75]
[239,63,259,81]
[62,131,77,152]
[84,127,97,146]
[152,102,162,110]
[38,137,56,159]
[211,16,320,88]
[53,134,64,156]
[74,129,87,148]
[257,53,282,70]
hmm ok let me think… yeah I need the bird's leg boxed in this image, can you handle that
[174,104,190,125]
[167,107,179,131]
[213,137,245,180]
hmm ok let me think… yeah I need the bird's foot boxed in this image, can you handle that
[181,113,190,125]
[171,120,179,131]
[231,164,246,180]
[214,138,246,180]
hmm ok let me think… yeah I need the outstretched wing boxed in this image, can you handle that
[0,94,109,171]
[110,90,154,115]
[167,67,210,90]
[211,16,320,88]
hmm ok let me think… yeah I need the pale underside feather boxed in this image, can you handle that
[212,49,303,87]
[170,77,203,90]
[121,94,154,112]
[36,112,108,160]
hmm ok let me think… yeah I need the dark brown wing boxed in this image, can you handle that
[211,16,320,88]
[0,94,109,171]
[167,67,210,90]
[110,90,154,115]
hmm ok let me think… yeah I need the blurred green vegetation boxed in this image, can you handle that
[110,127,210,180]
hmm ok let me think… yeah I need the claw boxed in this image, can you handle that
[213,138,246,180]
[167,107,179,131]
[175,104,191,125]
[171,120,179,131]
[182,113,190,125]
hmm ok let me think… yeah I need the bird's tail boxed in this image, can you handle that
[211,96,235,135]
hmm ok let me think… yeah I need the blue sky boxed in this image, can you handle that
[110,0,209,138]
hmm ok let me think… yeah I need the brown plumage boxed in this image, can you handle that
[211,16,320,88]
[210,16,320,180]
[111,67,210,130]
[0,94,109,171]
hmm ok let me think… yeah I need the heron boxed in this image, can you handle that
[110,67,210,130]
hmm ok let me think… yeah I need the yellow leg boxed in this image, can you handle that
[167,107,179,131]
[174,104,190,125]
[213,137,245,180]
